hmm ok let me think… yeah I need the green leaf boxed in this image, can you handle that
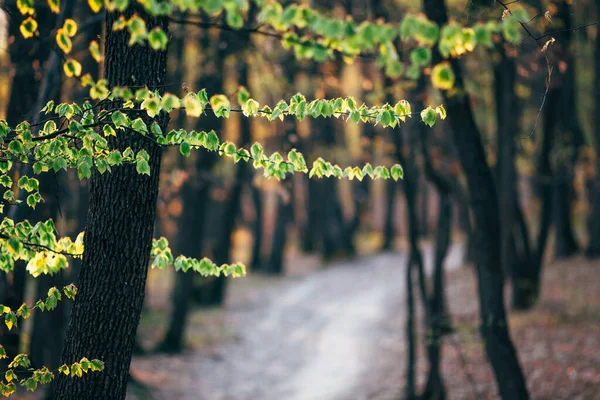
[409,47,432,66]
[394,100,412,122]
[111,111,128,129]
[90,359,104,371]
[391,164,404,181]
[136,159,151,176]
[180,142,191,157]
[420,107,437,127]
[148,27,169,50]
[24,377,37,392]
[205,131,220,151]
[131,118,148,135]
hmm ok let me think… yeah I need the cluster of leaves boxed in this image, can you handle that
[17,0,530,90]
[1,284,78,332]
[150,237,246,277]
[1,85,440,184]
[0,350,104,396]
[0,218,84,276]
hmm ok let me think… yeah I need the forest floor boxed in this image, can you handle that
[128,244,600,400]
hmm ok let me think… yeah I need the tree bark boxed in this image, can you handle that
[54,6,168,399]
[423,1,529,398]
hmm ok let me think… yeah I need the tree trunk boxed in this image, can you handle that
[250,185,264,268]
[494,47,518,278]
[392,121,422,399]
[382,178,396,250]
[416,78,452,399]
[423,1,529,398]
[422,192,451,400]
[586,0,600,256]
[264,191,291,274]
[54,6,168,399]
[551,0,583,259]
[405,252,417,400]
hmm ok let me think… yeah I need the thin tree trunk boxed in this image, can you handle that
[382,179,396,250]
[586,0,600,256]
[405,252,417,400]
[416,78,452,399]
[264,191,291,274]
[552,0,583,259]
[423,1,529,398]
[392,123,422,399]
[494,46,518,278]
[250,185,264,268]
[54,6,168,399]
[422,193,451,400]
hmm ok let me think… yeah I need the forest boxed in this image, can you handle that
[0,0,599,399]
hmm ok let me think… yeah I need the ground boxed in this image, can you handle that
[128,245,600,400]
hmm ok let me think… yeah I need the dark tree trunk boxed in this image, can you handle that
[420,181,429,237]
[54,6,168,399]
[382,178,397,250]
[416,78,452,400]
[264,191,291,274]
[405,252,417,400]
[553,169,578,258]
[250,185,264,268]
[551,0,583,259]
[423,1,529,398]
[302,178,319,253]
[494,47,518,278]
[422,193,451,400]
[587,0,600,256]
[402,147,422,400]
[391,120,422,400]
[492,44,541,310]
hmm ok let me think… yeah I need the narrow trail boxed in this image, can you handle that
[130,244,464,400]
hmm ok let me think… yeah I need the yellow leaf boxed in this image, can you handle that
[89,40,103,62]
[184,94,203,118]
[19,17,38,38]
[88,0,102,13]
[17,0,35,15]
[56,28,72,53]
[48,0,60,13]
[63,18,78,37]
[63,59,82,77]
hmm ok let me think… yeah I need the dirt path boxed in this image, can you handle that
[129,244,465,400]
